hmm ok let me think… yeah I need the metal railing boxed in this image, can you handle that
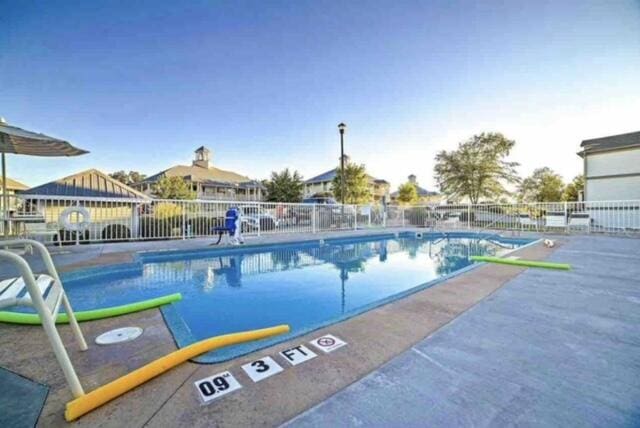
[395,201,640,236]
[1,194,638,245]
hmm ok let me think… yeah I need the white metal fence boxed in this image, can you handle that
[394,201,640,236]
[1,195,638,245]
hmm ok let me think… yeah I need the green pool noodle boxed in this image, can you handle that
[0,293,182,325]
[470,256,571,270]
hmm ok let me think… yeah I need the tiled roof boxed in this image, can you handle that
[20,169,150,199]
[141,165,263,189]
[579,131,640,156]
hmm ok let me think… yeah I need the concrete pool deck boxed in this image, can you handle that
[0,231,638,426]
[287,235,640,427]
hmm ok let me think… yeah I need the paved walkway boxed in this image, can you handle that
[286,236,640,427]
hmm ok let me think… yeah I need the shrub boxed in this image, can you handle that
[139,215,183,239]
[56,229,90,245]
[154,202,183,219]
[459,210,475,223]
[101,224,131,241]
[404,207,430,226]
[186,216,223,236]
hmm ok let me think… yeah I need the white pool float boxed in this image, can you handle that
[59,206,91,232]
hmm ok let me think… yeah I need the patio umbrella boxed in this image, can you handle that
[0,118,89,237]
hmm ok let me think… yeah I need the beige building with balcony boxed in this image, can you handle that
[578,131,640,201]
[304,155,390,202]
[135,147,264,201]
[0,177,29,212]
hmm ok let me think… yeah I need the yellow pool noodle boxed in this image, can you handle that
[65,324,290,421]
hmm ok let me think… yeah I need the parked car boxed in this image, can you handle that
[297,197,357,228]
[302,197,339,205]
[292,197,338,225]
[239,205,278,231]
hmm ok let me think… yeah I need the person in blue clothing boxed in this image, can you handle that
[227,206,244,245]
[211,206,244,245]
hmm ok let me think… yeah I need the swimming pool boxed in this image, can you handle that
[61,232,534,362]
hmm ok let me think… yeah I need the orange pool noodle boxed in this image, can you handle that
[65,324,290,421]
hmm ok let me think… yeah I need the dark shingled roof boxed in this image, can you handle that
[20,169,150,199]
[391,185,438,198]
[579,131,640,157]
[305,168,388,186]
[305,169,338,184]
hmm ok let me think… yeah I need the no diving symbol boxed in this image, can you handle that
[317,337,335,347]
[310,334,347,353]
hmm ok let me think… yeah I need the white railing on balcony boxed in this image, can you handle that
[1,194,638,245]
[198,193,262,202]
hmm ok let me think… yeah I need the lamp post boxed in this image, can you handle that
[338,123,346,204]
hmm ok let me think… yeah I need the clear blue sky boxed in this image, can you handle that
[2,0,639,190]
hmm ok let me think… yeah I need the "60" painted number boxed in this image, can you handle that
[195,371,242,403]
[198,374,230,396]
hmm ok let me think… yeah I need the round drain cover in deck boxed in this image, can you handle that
[95,327,143,345]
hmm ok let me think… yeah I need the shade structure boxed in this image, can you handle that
[0,119,89,237]
[0,122,88,157]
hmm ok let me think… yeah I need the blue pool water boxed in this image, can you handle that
[49,232,534,362]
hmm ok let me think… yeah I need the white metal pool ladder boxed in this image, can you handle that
[0,239,87,398]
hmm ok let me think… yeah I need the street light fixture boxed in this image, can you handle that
[338,123,346,205]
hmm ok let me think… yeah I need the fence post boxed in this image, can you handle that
[354,206,358,230]
[75,200,80,245]
[182,202,186,240]
[402,207,405,227]
[467,204,471,230]
[564,201,568,234]
[383,206,387,228]
[312,205,316,233]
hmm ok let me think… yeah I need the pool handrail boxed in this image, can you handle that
[0,239,87,398]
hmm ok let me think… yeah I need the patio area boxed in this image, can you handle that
[0,232,638,427]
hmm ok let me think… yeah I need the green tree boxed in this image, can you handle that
[397,182,418,204]
[128,171,146,184]
[563,175,585,201]
[110,170,128,184]
[153,176,196,200]
[109,170,147,185]
[264,168,305,202]
[434,132,520,204]
[518,167,565,202]
[332,163,372,204]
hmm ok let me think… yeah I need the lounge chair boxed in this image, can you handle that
[21,221,60,245]
[0,239,87,398]
[545,211,566,229]
[519,213,539,230]
[568,212,590,232]
[442,212,461,228]
[424,215,437,229]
